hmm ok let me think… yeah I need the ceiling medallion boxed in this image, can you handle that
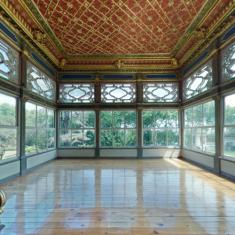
[115,59,124,70]
[32,29,46,44]
[60,58,66,67]
[193,27,207,40]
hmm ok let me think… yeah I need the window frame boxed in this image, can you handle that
[183,99,216,155]
[0,89,19,161]
[25,101,56,156]
[99,109,137,148]
[58,110,96,149]
[142,108,180,148]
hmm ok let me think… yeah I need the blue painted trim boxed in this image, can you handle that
[31,52,55,77]
[59,74,95,80]
[0,22,18,43]
[182,50,209,75]
[144,74,177,79]
[102,74,134,80]
[222,25,235,43]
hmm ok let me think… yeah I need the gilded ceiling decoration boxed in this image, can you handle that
[0,0,234,71]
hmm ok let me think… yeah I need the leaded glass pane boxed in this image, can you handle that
[59,84,94,103]
[101,83,136,103]
[0,39,19,83]
[27,62,56,101]
[222,42,235,81]
[183,61,213,100]
[143,83,178,102]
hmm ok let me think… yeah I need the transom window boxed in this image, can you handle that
[27,62,56,101]
[0,39,19,83]
[101,83,136,103]
[100,111,136,147]
[0,92,17,160]
[142,110,179,147]
[143,83,178,103]
[59,84,94,103]
[59,111,96,148]
[222,42,235,81]
[183,61,213,100]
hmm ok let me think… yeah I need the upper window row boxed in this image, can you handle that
[59,83,179,104]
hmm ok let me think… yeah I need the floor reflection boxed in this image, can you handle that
[0,159,235,235]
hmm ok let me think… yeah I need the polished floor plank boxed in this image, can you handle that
[0,159,235,235]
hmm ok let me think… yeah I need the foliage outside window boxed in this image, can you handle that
[27,62,56,101]
[183,61,213,100]
[101,83,136,103]
[184,100,215,154]
[224,94,235,158]
[59,84,94,103]
[0,92,17,160]
[100,111,136,147]
[222,42,235,81]
[143,83,178,103]
[0,39,19,83]
[142,110,179,147]
[25,102,55,155]
[59,111,95,148]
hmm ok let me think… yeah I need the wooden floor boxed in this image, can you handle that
[0,159,235,235]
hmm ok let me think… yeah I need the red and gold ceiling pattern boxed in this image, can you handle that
[1,0,235,71]
[33,0,205,55]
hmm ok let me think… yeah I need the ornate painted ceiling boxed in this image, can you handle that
[0,0,235,71]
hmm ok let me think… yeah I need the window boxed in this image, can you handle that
[143,83,178,103]
[59,111,95,148]
[223,94,235,158]
[142,110,179,147]
[222,42,235,81]
[0,92,17,160]
[100,111,136,147]
[0,39,19,83]
[26,62,56,101]
[101,83,135,103]
[25,102,55,155]
[184,100,215,154]
[59,84,94,103]
[183,61,213,100]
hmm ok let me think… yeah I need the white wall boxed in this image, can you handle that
[27,150,56,169]
[0,160,20,181]
[57,149,95,158]
[182,149,214,169]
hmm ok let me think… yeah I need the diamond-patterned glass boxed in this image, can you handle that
[0,39,19,83]
[183,61,213,100]
[101,83,135,103]
[27,62,56,101]
[143,83,178,102]
[59,84,94,103]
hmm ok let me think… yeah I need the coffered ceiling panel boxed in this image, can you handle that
[32,0,206,55]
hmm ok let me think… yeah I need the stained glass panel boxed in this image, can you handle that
[183,61,213,100]
[143,83,178,102]
[59,84,94,103]
[101,83,135,103]
[27,62,56,101]
[0,39,19,83]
